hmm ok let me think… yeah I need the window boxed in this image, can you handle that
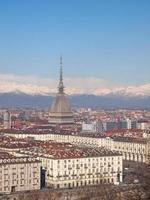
[4,186,8,191]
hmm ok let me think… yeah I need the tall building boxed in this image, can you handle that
[105,120,117,131]
[49,57,74,125]
[3,111,11,129]
[131,120,137,129]
[82,120,103,133]
[118,120,128,129]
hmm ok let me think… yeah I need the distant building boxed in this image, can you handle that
[49,57,74,125]
[137,122,150,130]
[104,120,117,131]
[82,122,94,132]
[131,120,137,129]
[126,118,132,129]
[82,120,103,133]
[103,119,137,131]
[3,111,11,129]
[18,111,28,121]
[95,120,104,133]
[118,120,127,129]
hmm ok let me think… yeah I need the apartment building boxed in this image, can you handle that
[0,151,41,194]
[18,142,123,189]
[111,137,150,163]
[4,132,150,163]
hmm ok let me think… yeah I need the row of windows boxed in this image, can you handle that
[56,178,116,188]
[54,173,118,180]
[57,161,120,169]
[56,157,120,164]
[0,178,39,186]
[54,167,120,174]
[1,172,38,179]
[114,145,145,152]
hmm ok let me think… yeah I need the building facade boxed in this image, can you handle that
[19,144,122,189]
[111,137,150,163]
[0,152,41,194]
[41,154,122,189]
[3,111,11,129]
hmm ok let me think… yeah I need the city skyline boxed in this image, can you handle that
[0,1,150,200]
[0,0,150,89]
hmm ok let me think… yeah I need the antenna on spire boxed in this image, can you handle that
[60,55,63,82]
[58,55,64,94]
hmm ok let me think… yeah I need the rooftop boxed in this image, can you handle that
[0,151,15,159]
[0,135,37,149]
[112,136,149,144]
[2,129,106,139]
[19,141,121,159]
[0,151,40,164]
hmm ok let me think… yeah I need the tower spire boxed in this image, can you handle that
[58,55,64,94]
[60,55,63,82]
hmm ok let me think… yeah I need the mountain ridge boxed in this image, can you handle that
[0,74,150,96]
[0,92,149,108]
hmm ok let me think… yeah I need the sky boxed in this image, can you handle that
[0,0,150,93]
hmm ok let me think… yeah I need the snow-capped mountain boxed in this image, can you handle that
[0,74,150,96]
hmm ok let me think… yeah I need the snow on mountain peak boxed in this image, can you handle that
[0,74,149,96]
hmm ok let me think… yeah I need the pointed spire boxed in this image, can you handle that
[60,55,63,82]
[58,55,64,94]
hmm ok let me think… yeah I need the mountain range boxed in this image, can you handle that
[0,74,149,108]
[0,92,149,108]
[0,74,150,96]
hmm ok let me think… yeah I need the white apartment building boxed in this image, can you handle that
[40,150,122,188]
[4,132,150,164]
[20,144,122,189]
[111,137,150,164]
[0,152,41,194]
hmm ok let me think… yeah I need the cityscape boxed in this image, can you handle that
[0,1,150,200]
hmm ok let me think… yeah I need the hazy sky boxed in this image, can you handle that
[0,0,150,85]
